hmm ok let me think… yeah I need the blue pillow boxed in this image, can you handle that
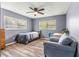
[61,38,73,45]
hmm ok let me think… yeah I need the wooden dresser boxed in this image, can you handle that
[0,28,5,49]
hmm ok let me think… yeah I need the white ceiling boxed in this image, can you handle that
[1,2,71,18]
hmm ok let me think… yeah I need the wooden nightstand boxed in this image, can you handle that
[0,28,5,49]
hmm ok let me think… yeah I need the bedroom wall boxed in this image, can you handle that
[1,8,66,44]
[33,15,66,38]
[67,2,79,56]
[1,8,32,44]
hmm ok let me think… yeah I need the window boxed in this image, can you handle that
[4,16,27,30]
[39,20,56,30]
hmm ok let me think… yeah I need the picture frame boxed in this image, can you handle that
[4,16,27,30]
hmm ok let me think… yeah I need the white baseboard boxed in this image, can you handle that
[6,42,16,46]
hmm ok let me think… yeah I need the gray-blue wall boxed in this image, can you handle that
[67,2,79,56]
[33,15,66,38]
[1,9,32,44]
[1,8,66,44]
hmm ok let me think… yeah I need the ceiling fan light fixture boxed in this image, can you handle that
[34,12,38,14]
[27,7,45,16]
[33,12,38,16]
[34,14,36,16]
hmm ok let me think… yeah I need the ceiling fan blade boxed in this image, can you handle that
[37,11,44,15]
[29,7,34,10]
[39,8,44,11]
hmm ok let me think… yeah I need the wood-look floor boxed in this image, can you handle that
[1,39,47,57]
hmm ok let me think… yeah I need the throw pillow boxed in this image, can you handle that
[58,33,69,44]
[61,38,73,45]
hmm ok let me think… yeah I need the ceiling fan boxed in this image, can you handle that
[26,7,45,16]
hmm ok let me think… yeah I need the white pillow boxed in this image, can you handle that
[58,33,69,44]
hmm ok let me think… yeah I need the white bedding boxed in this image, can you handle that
[31,32,39,39]
[19,32,39,39]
